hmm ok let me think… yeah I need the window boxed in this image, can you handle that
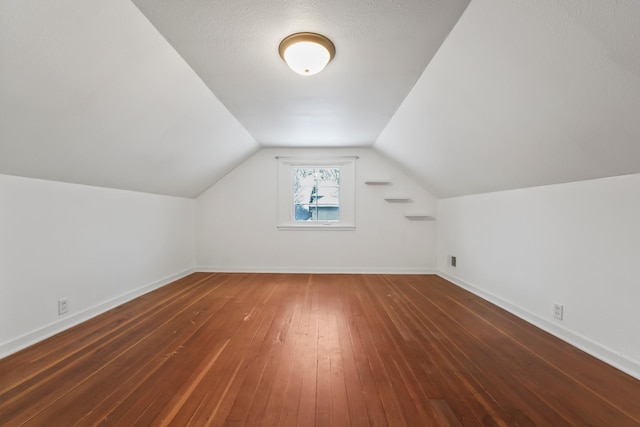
[293,167,340,222]
[277,156,356,230]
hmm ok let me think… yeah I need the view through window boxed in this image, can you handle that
[293,167,340,221]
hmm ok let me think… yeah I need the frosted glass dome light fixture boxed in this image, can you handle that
[279,32,335,76]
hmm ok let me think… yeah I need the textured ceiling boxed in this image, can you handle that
[131,0,470,147]
[1,0,639,199]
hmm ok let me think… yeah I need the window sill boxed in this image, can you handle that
[277,224,356,231]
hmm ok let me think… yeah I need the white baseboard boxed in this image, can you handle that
[0,268,195,359]
[197,265,436,274]
[438,270,640,381]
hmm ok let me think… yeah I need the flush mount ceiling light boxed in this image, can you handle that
[279,32,335,76]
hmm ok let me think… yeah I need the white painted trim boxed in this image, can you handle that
[277,156,356,230]
[0,268,196,359]
[197,266,436,275]
[275,155,359,161]
[277,225,356,231]
[438,271,640,381]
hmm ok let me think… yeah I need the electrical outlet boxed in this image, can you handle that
[553,303,563,320]
[58,298,69,315]
[451,256,457,267]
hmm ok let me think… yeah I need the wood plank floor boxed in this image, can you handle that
[1,273,639,426]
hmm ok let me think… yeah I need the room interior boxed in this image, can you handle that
[1,0,640,424]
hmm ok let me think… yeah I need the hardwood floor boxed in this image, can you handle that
[1,273,639,426]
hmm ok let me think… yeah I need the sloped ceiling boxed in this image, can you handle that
[377,0,640,197]
[1,0,640,199]
[0,0,258,198]
[130,0,470,147]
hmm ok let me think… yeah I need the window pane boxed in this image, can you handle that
[316,206,339,221]
[293,167,340,222]
[316,168,340,186]
[315,186,339,205]
[294,204,312,221]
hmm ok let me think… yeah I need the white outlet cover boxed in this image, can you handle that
[553,304,563,320]
[58,299,69,315]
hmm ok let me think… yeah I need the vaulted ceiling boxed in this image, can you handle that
[1,0,639,198]
[377,0,640,197]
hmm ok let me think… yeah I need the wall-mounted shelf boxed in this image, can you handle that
[384,197,412,203]
[404,215,435,221]
[364,180,392,185]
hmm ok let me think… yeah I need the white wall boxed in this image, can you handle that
[437,173,640,379]
[197,148,437,273]
[0,174,196,356]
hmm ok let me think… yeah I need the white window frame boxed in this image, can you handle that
[277,156,357,230]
